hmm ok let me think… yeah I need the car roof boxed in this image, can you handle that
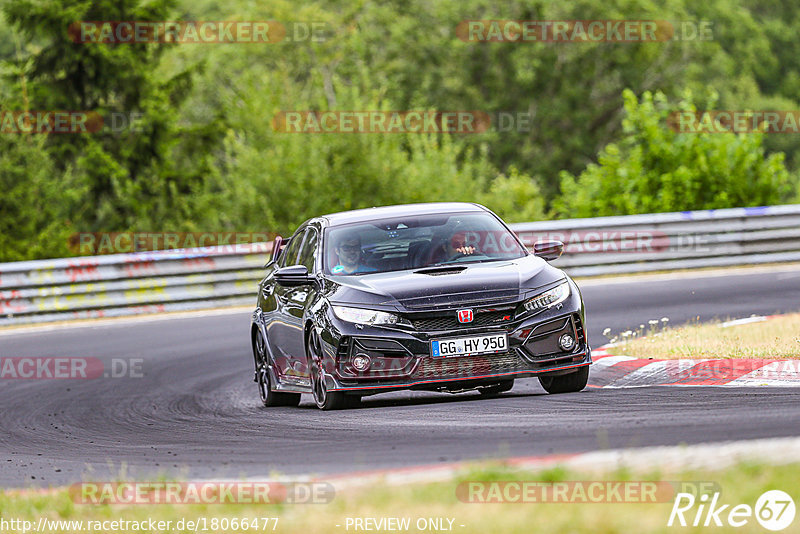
[321,202,488,227]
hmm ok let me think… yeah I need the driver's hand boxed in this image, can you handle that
[456,246,475,255]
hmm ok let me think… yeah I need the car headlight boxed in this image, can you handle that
[332,305,405,326]
[523,281,570,312]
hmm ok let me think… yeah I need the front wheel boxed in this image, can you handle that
[308,329,354,410]
[538,366,589,394]
[253,330,301,407]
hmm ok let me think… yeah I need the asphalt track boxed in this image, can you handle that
[1,267,799,487]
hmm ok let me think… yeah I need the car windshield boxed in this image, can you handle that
[323,212,527,276]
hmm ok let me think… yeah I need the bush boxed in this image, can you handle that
[555,89,794,218]
[0,137,82,261]
[203,67,546,235]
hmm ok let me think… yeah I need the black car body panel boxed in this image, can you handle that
[250,202,591,406]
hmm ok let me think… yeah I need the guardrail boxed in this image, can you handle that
[1,204,799,326]
[511,204,800,277]
[0,244,271,326]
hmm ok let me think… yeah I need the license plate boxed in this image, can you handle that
[430,333,508,358]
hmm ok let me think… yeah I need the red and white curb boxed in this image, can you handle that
[589,315,800,388]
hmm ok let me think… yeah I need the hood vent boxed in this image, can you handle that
[414,266,468,276]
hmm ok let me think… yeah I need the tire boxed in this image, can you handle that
[538,366,589,394]
[307,329,352,410]
[253,329,301,407]
[478,379,515,397]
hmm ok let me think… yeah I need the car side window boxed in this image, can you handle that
[298,228,319,272]
[280,228,306,267]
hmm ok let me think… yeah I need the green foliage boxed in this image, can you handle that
[1,0,800,261]
[328,0,789,200]
[0,137,81,261]
[206,80,545,234]
[555,90,793,217]
[476,167,545,223]
[2,0,221,236]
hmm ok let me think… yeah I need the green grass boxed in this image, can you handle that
[606,313,800,360]
[2,460,798,533]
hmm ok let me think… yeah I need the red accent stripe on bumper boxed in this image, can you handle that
[330,360,590,392]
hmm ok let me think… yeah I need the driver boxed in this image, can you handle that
[447,230,476,258]
[331,235,376,274]
[429,229,477,264]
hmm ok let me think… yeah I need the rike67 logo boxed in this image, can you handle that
[668,490,795,531]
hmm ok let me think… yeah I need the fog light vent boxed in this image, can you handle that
[559,333,575,351]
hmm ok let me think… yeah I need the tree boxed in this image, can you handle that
[0,137,81,261]
[554,89,793,217]
[3,0,221,231]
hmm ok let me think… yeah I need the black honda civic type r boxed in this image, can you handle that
[250,202,591,410]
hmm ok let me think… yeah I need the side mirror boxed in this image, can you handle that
[275,265,312,287]
[533,240,564,261]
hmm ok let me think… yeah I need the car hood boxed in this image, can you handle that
[324,255,566,311]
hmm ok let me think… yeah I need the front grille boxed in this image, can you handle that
[414,351,525,379]
[398,290,519,310]
[411,310,514,331]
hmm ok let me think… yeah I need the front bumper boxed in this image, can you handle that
[322,292,591,395]
[330,350,591,394]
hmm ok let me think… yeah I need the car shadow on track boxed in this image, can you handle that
[289,390,549,411]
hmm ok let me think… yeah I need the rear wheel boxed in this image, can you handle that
[478,379,515,397]
[253,330,301,407]
[538,366,589,394]
[308,330,353,410]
